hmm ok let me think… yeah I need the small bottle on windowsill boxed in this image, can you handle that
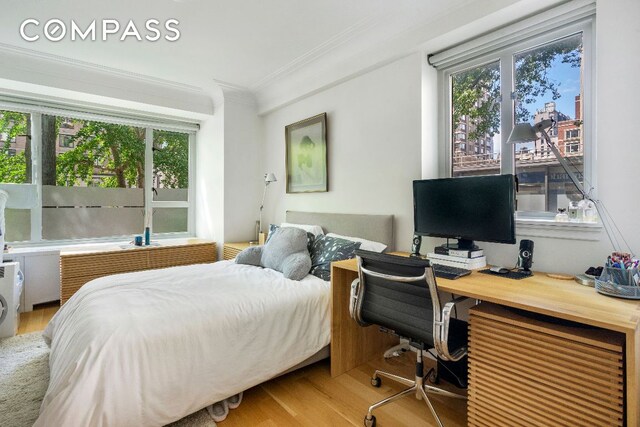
[555,208,569,222]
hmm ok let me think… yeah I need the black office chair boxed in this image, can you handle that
[350,250,468,427]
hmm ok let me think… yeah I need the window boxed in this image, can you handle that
[0,107,196,244]
[565,129,579,139]
[565,141,581,154]
[513,34,585,214]
[43,117,147,240]
[151,130,190,233]
[0,109,32,242]
[451,61,500,177]
[58,135,74,148]
[437,8,594,218]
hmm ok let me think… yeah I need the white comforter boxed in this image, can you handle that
[36,261,331,427]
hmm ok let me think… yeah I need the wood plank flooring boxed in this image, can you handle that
[222,356,467,427]
[17,306,467,426]
[17,302,59,335]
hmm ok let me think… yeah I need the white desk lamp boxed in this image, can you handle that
[507,119,587,198]
[507,120,633,254]
[258,173,277,242]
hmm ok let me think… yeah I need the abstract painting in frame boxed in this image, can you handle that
[285,113,328,193]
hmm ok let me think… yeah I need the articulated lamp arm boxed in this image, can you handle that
[537,127,588,199]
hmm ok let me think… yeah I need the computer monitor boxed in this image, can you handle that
[413,174,516,250]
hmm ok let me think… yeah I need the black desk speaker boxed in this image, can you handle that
[518,239,534,271]
[411,235,422,257]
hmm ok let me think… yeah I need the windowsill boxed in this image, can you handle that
[516,217,603,241]
[4,233,200,255]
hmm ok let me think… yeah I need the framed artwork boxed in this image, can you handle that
[285,113,328,193]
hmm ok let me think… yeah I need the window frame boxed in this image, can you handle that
[0,105,198,246]
[439,18,596,225]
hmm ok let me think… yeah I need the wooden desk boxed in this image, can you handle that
[331,257,640,425]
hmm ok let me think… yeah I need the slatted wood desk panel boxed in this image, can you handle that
[330,255,640,425]
[60,242,216,304]
[468,303,624,427]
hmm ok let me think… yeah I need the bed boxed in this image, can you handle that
[36,211,393,427]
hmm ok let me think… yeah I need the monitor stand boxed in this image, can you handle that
[441,239,479,251]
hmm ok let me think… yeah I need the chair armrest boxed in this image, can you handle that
[349,278,359,320]
[350,277,371,327]
[435,296,469,362]
[442,296,469,320]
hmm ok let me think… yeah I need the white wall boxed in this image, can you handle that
[222,99,263,242]
[195,88,263,251]
[470,0,640,274]
[258,0,640,274]
[260,53,424,251]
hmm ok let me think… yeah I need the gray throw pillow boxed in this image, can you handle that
[261,227,311,280]
[236,227,311,281]
[267,223,315,253]
[235,246,262,266]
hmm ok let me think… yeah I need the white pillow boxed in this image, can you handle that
[326,233,387,253]
[280,222,324,237]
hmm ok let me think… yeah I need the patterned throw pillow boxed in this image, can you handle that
[267,224,315,253]
[309,235,361,281]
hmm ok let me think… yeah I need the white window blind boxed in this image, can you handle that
[428,0,595,70]
[0,94,199,133]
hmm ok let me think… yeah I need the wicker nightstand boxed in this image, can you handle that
[223,242,255,260]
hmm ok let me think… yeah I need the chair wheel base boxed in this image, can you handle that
[427,367,439,384]
[371,377,382,388]
[364,414,376,427]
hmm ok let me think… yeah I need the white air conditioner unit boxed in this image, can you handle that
[0,262,24,339]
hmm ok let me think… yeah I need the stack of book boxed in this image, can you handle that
[427,246,487,269]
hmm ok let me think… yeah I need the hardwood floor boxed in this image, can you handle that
[18,302,59,335]
[17,306,467,426]
[222,355,467,427]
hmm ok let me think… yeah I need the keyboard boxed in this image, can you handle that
[432,264,471,280]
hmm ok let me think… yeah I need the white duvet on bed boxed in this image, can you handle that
[36,261,330,427]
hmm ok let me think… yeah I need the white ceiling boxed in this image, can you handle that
[0,0,472,90]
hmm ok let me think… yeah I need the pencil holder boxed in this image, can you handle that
[595,267,640,299]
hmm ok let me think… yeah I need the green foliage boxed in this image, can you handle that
[452,34,582,141]
[0,110,28,148]
[452,62,500,141]
[0,110,28,184]
[0,112,188,189]
[56,121,146,188]
[514,34,582,122]
[0,151,26,183]
[153,130,189,189]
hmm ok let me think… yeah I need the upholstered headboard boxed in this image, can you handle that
[285,211,394,251]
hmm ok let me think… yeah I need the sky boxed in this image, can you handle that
[491,50,582,155]
[526,56,581,121]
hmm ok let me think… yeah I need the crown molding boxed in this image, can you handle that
[249,14,383,92]
[215,80,257,107]
[0,43,214,116]
[0,42,205,94]
[254,0,565,114]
